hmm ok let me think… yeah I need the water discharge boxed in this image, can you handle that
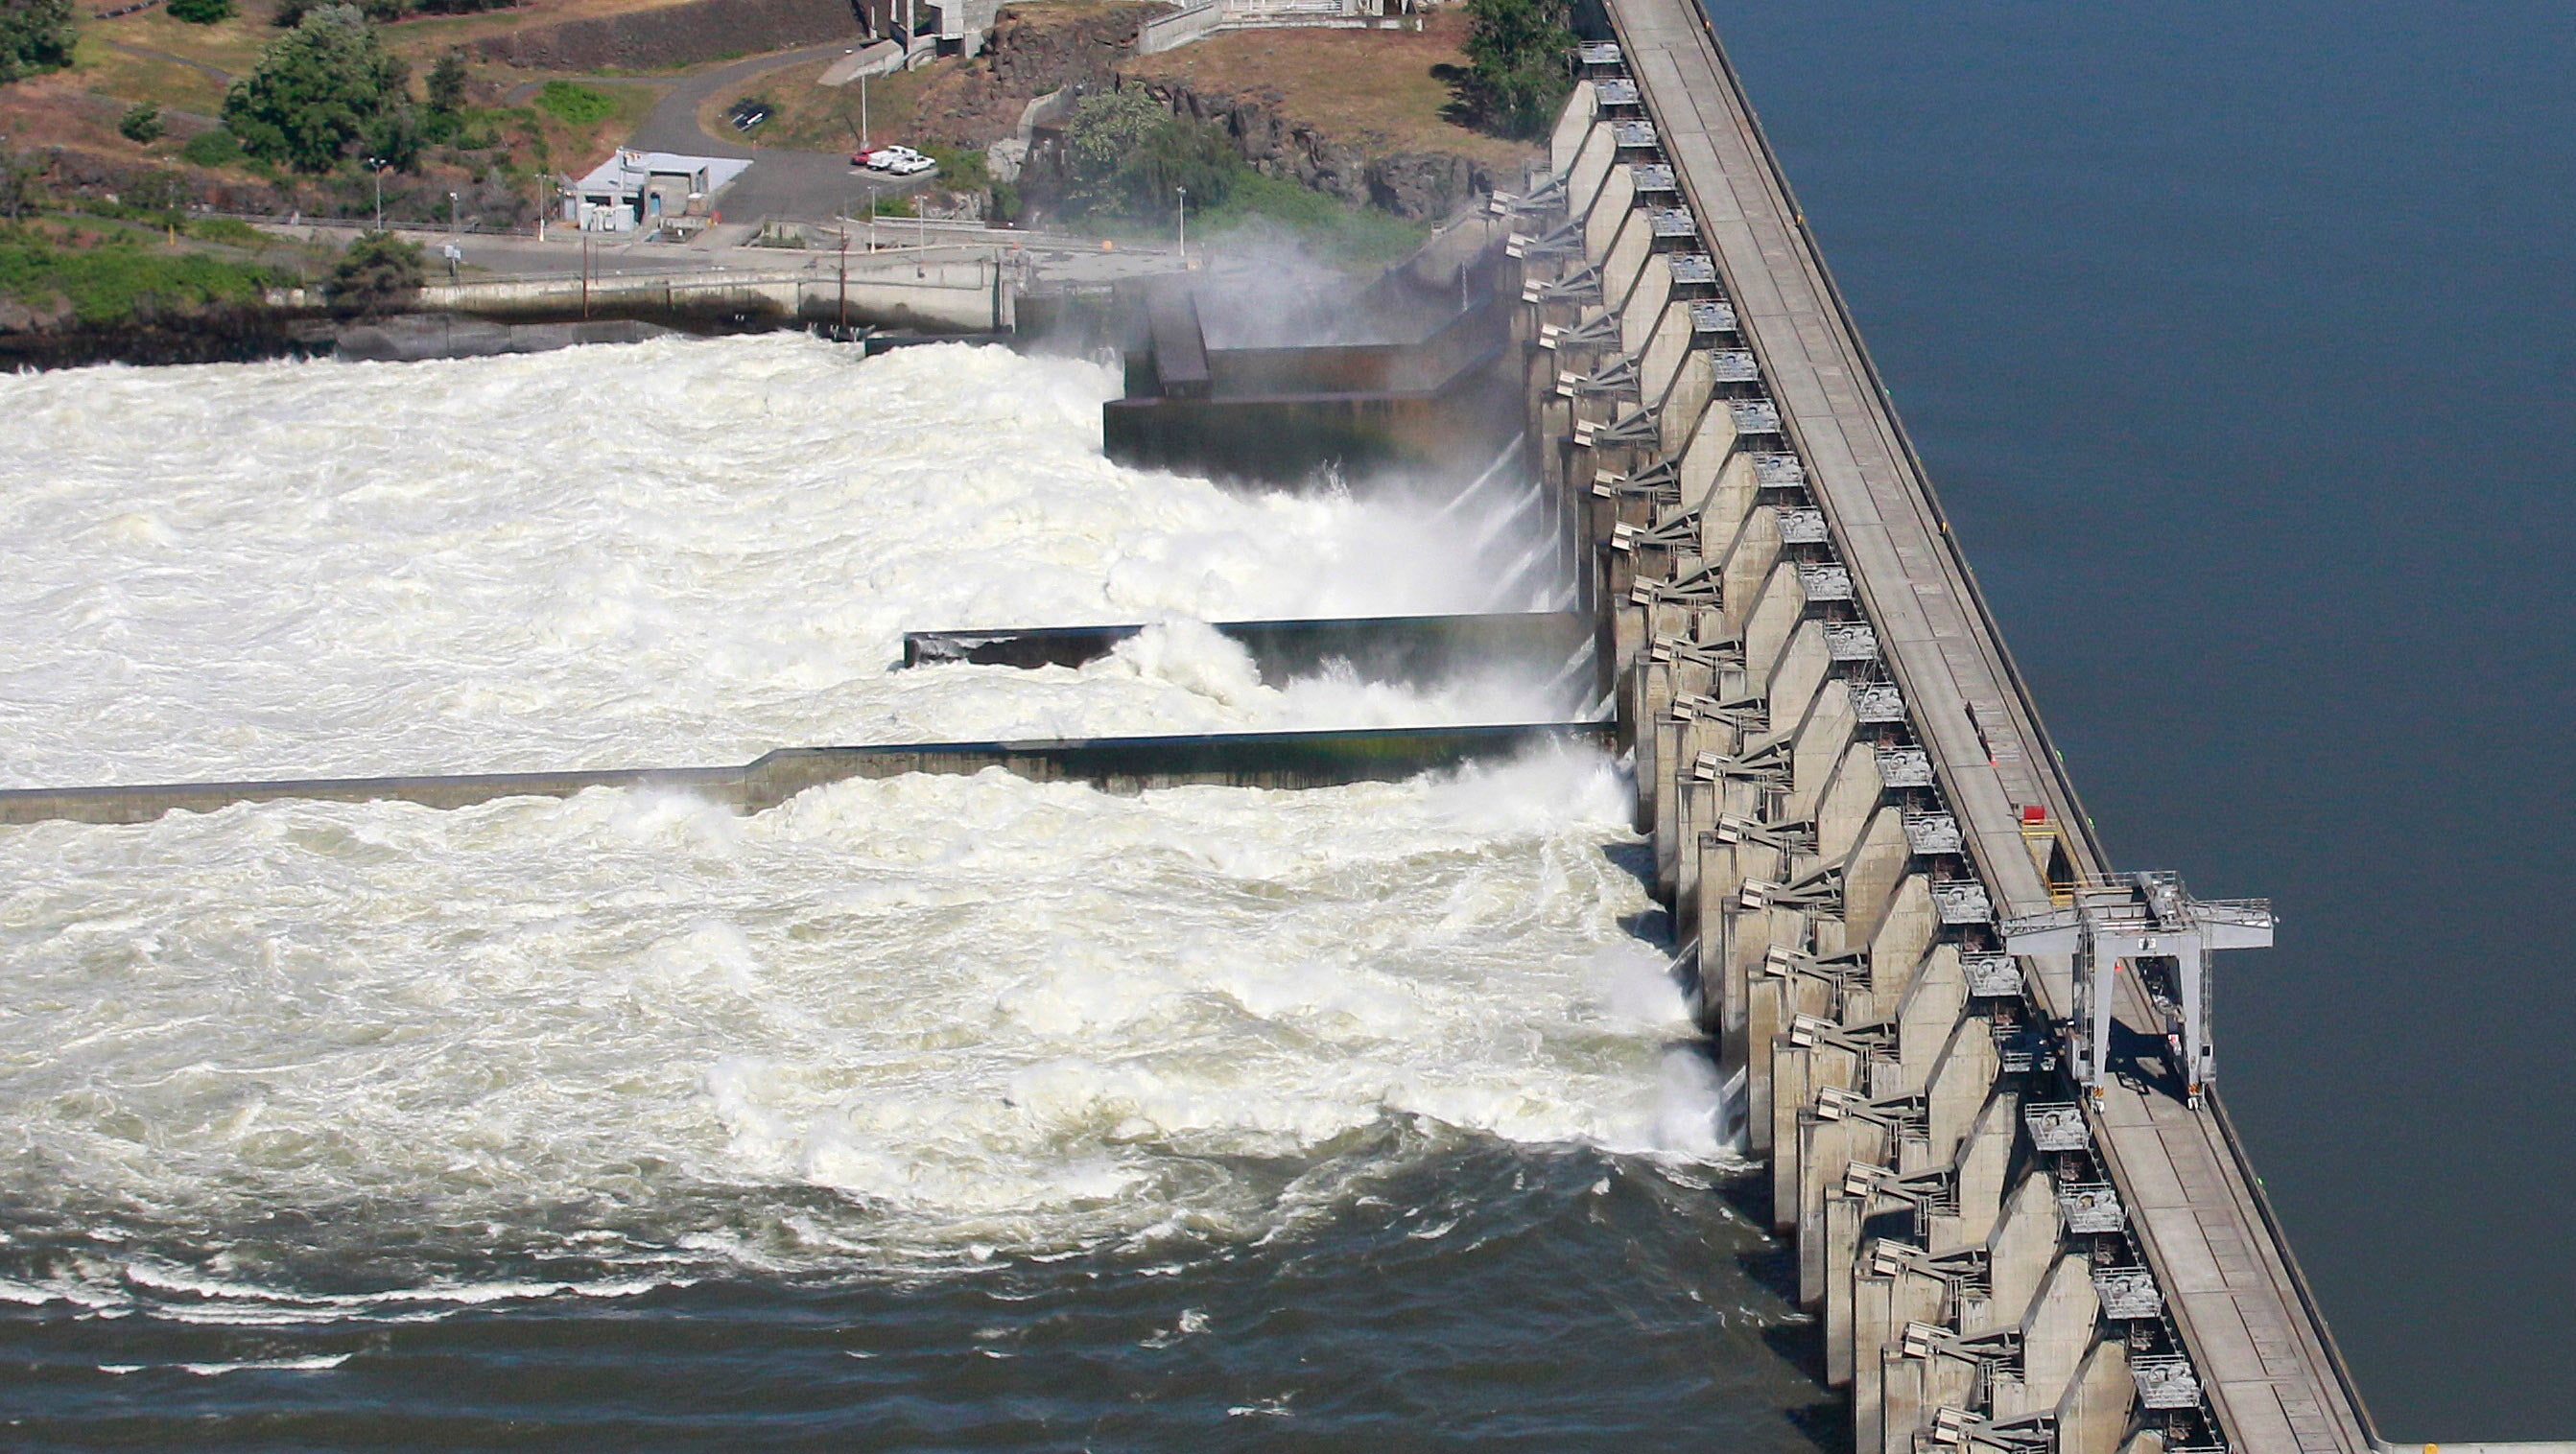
[0,337,1810,1446]
[0,750,1717,1318]
[0,337,1568,788]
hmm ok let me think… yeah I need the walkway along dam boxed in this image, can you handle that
[0,3,2422,1448]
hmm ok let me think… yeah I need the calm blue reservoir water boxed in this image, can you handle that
[1707,0,2576,1439]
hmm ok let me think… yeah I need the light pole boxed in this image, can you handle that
[448,191,460,231]
[366,157,387,229]
[1175,185,1186,260]
[860,71,870,151]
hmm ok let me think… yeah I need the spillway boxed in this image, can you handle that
[0,337,1570,789]
[0,337,1832,1444]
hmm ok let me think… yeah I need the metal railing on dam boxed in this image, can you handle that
[1508,0,2380,1448]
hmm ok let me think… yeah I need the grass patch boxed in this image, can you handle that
[179,127,244,166]
[185,215,268,246]
[533,80,617,129]
[1195,173,1429,264]
[0,235,284,324]
[1124,12,1534,171]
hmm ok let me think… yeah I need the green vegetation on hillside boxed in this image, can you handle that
[167,0,237,24]
[0,233,284,323]
[532,80,616,129]
[1459,0,1572,139]
[180,128,244,167]
[222,6,415,174]
[0,0,75,84]
[1051,87,1424,263]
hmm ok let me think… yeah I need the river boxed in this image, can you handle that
[1709,0,2576,1437]
[0,339,1825,1447]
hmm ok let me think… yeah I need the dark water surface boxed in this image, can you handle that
[1707,0,2576,1438]
[0,1145,1825,1450]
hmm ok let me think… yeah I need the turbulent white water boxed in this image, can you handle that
[0,335,1565,788]
[0,754,1715,1320]
[0,337,1713,1328]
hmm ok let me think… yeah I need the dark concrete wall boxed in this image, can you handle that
[904,612,1595,688]
[0,723,1611,827]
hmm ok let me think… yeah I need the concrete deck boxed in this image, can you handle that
[1597,0,2375,1445]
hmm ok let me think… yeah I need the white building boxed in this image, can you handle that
[565,151,754,234]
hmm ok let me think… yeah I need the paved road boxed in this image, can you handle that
[622,42,927,222]
[505,44,933,223]
[255,215,1192,293]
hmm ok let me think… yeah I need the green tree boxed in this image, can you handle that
[323,228,420,317]
[1461,0,1572,140]
[166,0,235,23]
[425,49,466,113]
[222,6,411,174]
[0,0,75,84]
[119,102,166,145]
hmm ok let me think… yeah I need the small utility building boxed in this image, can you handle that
[566,151,752,235]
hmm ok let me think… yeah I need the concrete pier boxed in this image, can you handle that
[1503,2,2382,1448]
[902,611,1596,688]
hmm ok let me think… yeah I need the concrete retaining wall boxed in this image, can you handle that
[0,723,1611,828]
[417,256,1016,334]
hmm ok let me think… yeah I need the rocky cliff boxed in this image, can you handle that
[1130,76,1504,222]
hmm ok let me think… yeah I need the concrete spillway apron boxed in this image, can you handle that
[0,722,1614,828]
[1596,0,2376,1445]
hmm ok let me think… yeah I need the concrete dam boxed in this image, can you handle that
[0,4,2428,1449]
[1099,0,2400,1448]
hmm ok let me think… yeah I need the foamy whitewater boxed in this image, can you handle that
[0,337,1723,1341]
[0,335,1568,788]
[0,752,1720,1324]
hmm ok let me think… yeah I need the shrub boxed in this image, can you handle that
[532,80,614,129]
[1055,87,1245,219]
[180,127,244,166]
[0,238,281,324]
[186,215,266,246]
[166,0,235,22]
[222,6,411,174]
[920,142,986,193]
[0,0,75,83]
[322,227,420,317]
[425,48,465,113]
[1460,0,1572,140]
[119,102,166,144]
